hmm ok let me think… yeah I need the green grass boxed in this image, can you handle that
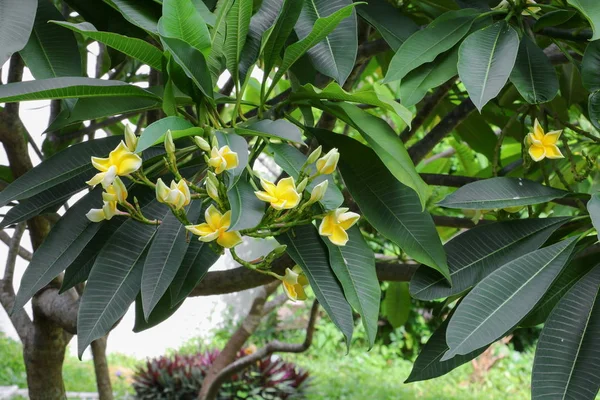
[0,330,532,399]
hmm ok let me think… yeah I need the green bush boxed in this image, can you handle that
[0,333,27,388]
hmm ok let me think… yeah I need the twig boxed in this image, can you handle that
[203,300,320,400]
[59,112,141,142]
[4,223,26,282]
[0,230,32,261]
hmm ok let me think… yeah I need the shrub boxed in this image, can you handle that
[132,348,310,399]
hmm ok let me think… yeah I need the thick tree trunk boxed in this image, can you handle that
[91,336,114,400]
[23,311,71,400]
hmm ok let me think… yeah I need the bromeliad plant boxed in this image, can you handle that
[0,0,599,399]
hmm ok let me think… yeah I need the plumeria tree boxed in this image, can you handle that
[0,0,599,399]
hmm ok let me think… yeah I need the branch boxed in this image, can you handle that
[59,112,141,142]
[537,27,592,42]
[0,223,32,342]
[32,287,79,335]
[400,79,456,143]
[0,230,33,261]
[408,99,476,164]
[202,300,320,400]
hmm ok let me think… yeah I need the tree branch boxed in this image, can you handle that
[0,230,32,261]
[537,27,592,42]
[408,99,476,164]
[202,300,320,400]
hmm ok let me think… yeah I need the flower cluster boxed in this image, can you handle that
[84,127,362,302]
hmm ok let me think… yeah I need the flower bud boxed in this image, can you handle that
[194,136,211,152]
[296,177,308,193]
[124,125,138,152]
[206,177,220,201]
[306,180,328,206]
[316,148,339,175]
[306,145,322,164]
[206,171,219,187]
[164,130,176,155]
[211,135,219,149]
[273,244,287,255]
[112,177,128,203]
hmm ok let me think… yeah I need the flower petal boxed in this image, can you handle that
[528,144,546,162]
[205,205,223,230]
[544,144,564,159]
[218,231,242,248]
[329,226,349,246]
[260,178,277,196]
[199,230,220,242]
[91,156,111,172]
[220,210,232,230]
[115,153,142,175]
[533,118,545,141]
[542,130,562,146]
[338,212,360,230]
[86,208,106,222]
[319,214,335,236]
[255,191,278,203]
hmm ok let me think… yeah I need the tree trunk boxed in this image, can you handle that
[22,311,71,400]
[91,336,114,400]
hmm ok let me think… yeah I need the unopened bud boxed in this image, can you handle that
[194,136,211,152]
[306,146,322,164]
[306,180,328,205]
[164,130,176,155]
[206,177,220,201]
[296,177,308,193]
[273,245,287,255]
[211,135,219,149]
[124,125,138,152]
[316,148,339,175]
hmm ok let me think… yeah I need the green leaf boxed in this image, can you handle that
[214,130,249,188]
[567,0,600,41]
[141,201,202,319]
[318,103,427,208]
[454,112,497,161]
[406,311,488,383]
[532,263,600,399]
[399,47,458,108]
[161,0,211,55]
[270,3,358,92]
[522,251,599,327]
[323,226,380,348]
[269,143,344,210]
[292,81,412,123]
[509,36,558,104]
[262,0,303,77]
[582,40,600,92]
[589,91,600,130]
[169,235,220,305]
[159,34,214,99]
[207,0,232,81]
[438,177,569,210]
[77,200,168,357]
[410,217,571,301]
[12,189,103,311]
[224,0,252,84]
[239,0,282,83]
[134,292,184,333]
[0,136,121,207]
[51,21,163,71]
[0,0,36,67]
[314,129,449,281]
[381,282,411,329]
[561,63,588,106]
[47,96,161,131]
[443,237,578,360]
[136,116,194,153]
[19,0,81,79]
[227,174,265,231]
[294,0,357,85]
[534,10,577,32]
[0,173,89,229]
[384,9,479,83]
[0,77,160,103]
[105,0,161,33]
[356,0,419,52]
[589,193,600,241]
[235,119,302,143]
[278,225,354,347]
[458,21,519,111]
[192,0,216,26]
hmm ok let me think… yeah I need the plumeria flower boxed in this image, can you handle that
[316,148,339,175]
[155,178,191,210]
[305,180,328,206]
[185,205,242,248]
[527,119,564,162]
[319,207,360,246]
[86,178,128,222]
[254,177,301,210]
[280,266,309,301]
[87,141,142,188]
[208,145,239,174]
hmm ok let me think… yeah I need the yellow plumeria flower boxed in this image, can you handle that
[86,178,127,222]
[254,177,301,210]
[208,145,239,174]
[527,119,564,162]
[280,266,309,301]
[185,205,242,248]
[87,141,142,188]
[319,207,360,246]
[124,125,138,152]
[155,178,191,210]
[316,148,339,175]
